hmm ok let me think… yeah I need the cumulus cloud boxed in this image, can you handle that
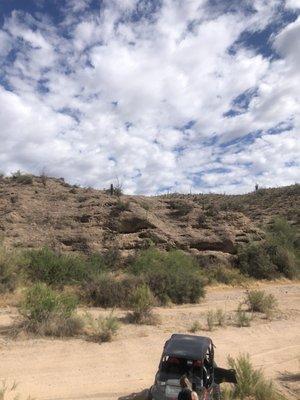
[0,0,299,194]
[285,0,300,9]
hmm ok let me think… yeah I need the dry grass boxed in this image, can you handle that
[84,311,119,342]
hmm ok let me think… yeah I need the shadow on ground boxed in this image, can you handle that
[279,372,300,382]
[118,389,149,400]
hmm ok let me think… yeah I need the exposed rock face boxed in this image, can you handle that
[190,238,236,254]
[117,216,156,234]
[0,176,298,268]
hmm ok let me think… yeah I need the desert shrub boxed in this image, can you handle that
[20,283,81,336]
[130,249,205,304]
[37,314,83,337]
[77,195,88,203]
[266,218,299,278]
[85,311,119,342]
[197,214,207,227]
[115,200,130,211]
[129,284,155,324]
[86,252,110,274]
[237,218,299,280]
[25,247,87,286]
[206,310,215,331]
[189,320,202,333]
[113,185,123,197]
[205,309,226,330]
[235,304,251,327]
[266,244,298,279]
[226,354,285,400]
[101,247,121,269]
[140,201,150,211]
[207,266,247,285]
[0,246,18,293]
[205,203,219,217]
[267,218,297,249]
[168,200,193,216]
[219,200,244,212]
[237,244,277,280]
[40,171,47,187]
[11,170,33,184]
[221,385,235,400]
[215,308,226,326]
[82,273,142,308]
[245,290,278,314]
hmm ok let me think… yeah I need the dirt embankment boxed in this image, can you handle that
[0,282,299,400]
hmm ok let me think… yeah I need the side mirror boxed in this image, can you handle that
[214,367,237,384]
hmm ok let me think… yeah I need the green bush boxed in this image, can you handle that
[207,266,247,285]
[86,252,110,274]
[12,170,33,184]
[25,247,88,286]
[237,244,277,280]
[226,354,285,400]
[237,218,299,280]
[129,284,155,324]
[168,200,193,216]
[20,283,81,336]
[85,311,119,342]
[115,200,130,211]
[100,247,121,269]
[245,290,278,315]
[0,247,18,293]
[267,218,297,249]
[205,203,219,217]
[130,249,205,304]
[82,273,142,308]
[267,244,298,279]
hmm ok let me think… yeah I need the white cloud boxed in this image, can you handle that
[285,0,300,9]
[0,31,12,58]
[0,2,299,194]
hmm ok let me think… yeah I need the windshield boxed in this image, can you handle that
[158,356,203,382]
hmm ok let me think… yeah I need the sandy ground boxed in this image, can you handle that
[0,282,299,400]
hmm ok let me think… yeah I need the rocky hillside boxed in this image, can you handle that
[0,175,299,267]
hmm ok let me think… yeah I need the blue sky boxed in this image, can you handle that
[0,0,299,194]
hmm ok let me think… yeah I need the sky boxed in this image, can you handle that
[0,0,299,195]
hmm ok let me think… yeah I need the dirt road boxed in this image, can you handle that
[0,283,299,400]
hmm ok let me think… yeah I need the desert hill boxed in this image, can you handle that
[0,174,299,268]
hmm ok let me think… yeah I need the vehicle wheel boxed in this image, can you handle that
[147,388,153,400]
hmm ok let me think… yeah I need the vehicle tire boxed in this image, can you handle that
[147,388,153,400]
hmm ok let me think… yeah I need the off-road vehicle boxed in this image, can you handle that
[148,334,236,400]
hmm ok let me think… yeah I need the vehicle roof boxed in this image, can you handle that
[163,334,212,360]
